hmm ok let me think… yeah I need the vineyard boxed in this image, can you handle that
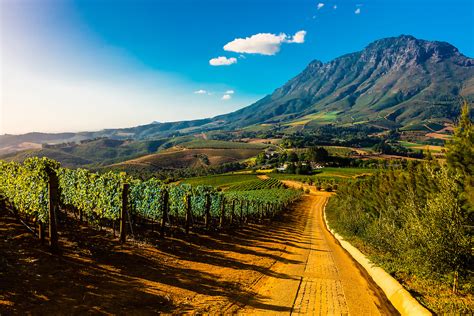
[183,173,286,191]
[0,157,302,249]
[226,178,285,191]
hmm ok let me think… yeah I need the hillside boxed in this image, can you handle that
[0,138,168,168]
[0,137,266,169]
[108,147,263,173]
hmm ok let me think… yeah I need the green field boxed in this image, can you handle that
[269,167,375,182]
[285,111,340,127]
[398,141,444,153]
[322,146,358,156]
[398,141,422,148]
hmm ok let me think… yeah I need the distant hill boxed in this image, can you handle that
[0,138,168,168]
[0,137,267,169]
[109,147,263,174]
[1,35,473,155]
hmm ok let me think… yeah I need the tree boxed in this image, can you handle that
[446,101,473,178]
[256,152,267,165]
[308,146,329,162]
[288,151,299,163]
[373,141,393,154]
[446,100,474,233]
[286,163,296,174]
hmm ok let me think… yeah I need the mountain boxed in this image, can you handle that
[218,35,474,129]
[1,35,473,153]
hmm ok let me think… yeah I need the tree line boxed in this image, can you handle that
[326,102,473,311]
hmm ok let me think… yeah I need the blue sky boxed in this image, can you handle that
[1,0,473,134]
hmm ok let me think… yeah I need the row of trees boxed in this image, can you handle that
[103,161,246,181]
[280,125,382,148]
[372,140,424,158]
[326,103,473,305]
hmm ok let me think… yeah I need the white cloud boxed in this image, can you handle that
[194,89,207,94]
[355,8,361,14]
[223,30,306,56]
[225,90,235,94]
[222,94,232,100]
[333,5,337,9]
[209,56,237,66]
[317,3,325,9]
[288,30,306,44]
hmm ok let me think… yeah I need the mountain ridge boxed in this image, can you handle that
[1,35,473,151]
[216,34,473,128]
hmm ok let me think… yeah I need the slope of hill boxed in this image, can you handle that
[108,147,263,173]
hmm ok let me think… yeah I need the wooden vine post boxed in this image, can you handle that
[240,200,244,223]
[160,188,169,238]
[185,194,191,234]
[247,201,250,222]
[47,166,59,252]
[230,199,235,226]
[204,193,211,229]
[219,196,225,228]
[120,183,129,243]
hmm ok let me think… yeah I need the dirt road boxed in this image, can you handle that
[231,181,397,315]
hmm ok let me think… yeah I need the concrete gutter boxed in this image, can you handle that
[322,200,432,316]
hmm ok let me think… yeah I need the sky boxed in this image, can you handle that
[1,0,473,135]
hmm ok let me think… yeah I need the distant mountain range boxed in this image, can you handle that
[221,35,474,128]
[1,35,473,154]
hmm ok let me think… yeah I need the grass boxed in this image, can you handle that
[286,111,340,127]
[398,141,422,148]
[400,123,431,132]
[398,141,444,153]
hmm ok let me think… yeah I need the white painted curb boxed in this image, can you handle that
[322,200,432,316]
